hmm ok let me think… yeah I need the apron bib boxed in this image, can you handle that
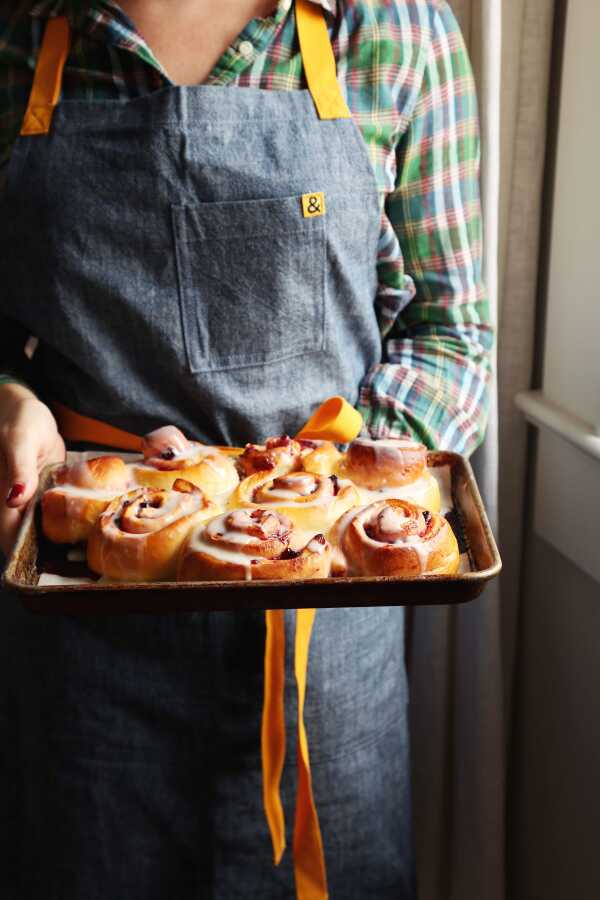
[1,5,382,447]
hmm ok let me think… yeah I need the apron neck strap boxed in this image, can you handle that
[21,15,70,136]
[295,0,351,119]
[21,2,350,136]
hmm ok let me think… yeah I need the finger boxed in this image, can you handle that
[2,434,40,508]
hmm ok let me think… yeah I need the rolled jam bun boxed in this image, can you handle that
[330,498,459,578]
[87,478,218,582]
[354,470,441,514]
[231,471,361,533]
[341,437,428,489]
[177,507,332,582]
[53,456,130,491]
[237,435,304,478]
[298,439,343,476]
[132,425,239,497]
[240,436,343,479]
[42,456,132,544]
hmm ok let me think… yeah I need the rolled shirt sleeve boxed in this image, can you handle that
[358,1,493,456]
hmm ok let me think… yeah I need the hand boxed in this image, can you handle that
[0,383,66,555]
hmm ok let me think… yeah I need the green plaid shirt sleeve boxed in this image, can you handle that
[358,2,493,455]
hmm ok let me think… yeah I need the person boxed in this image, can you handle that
[0,1,492,898]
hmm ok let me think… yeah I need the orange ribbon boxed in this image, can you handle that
[293,608,328,898]
[262,609,329,899]
[296,395,363,443]
[51,401,144,451]
[20,16,70,136]
[262,609,287,865]
[52,394,362,454]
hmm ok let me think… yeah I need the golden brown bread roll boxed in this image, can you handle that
[237,434,304,478]
[87,479,218,581]
[341,437,428,488]
[329,498,460,577]
[339,437,440,512]
[353,471,441,514]
[53,456,131,490]
[42,456,132,544]
[231,471,360,532]
[177,508,331,582]
[298,439,343,476]
[132,425,238,497]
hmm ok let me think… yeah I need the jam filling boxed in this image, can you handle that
[252,457,276,471]
[265,435,292,450]
[278,547,301,560]
[364,523,380,541]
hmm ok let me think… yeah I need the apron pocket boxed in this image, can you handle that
[171,196,326,373]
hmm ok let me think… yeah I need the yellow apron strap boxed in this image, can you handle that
[51,395,362,452]
[51,401,144,452]
[293,608,328,899]
[261,608,328,900]
[21,15,70,136]
[295,0,351,120]
[25,3,348,138]
[262,609,288,864]
[296,395,362,442]
[23,6,348,132]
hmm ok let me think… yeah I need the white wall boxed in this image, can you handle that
[511,531,600,900]
[541,0,600,431]
[511,1,600,896]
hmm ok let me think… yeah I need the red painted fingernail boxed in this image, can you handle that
[6,483,25,502]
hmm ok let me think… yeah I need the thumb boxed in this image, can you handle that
[3,438,40,508]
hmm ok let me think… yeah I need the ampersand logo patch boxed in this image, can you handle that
[301,192,326,218]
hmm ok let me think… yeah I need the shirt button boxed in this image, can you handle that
[238,40,254,60]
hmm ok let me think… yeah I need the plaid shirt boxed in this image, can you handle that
[0,0,492,454]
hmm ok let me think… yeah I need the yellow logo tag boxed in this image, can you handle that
[301,192,326,218]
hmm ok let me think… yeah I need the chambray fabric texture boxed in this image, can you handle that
[1,86,382,445]
[0,0,492,453]
[1,597,413,900]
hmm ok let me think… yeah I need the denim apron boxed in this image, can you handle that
[0,4,415,898]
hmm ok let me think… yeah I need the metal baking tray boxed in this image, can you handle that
[3,452,501,613]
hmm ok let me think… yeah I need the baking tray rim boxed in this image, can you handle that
[2,450,502,596]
